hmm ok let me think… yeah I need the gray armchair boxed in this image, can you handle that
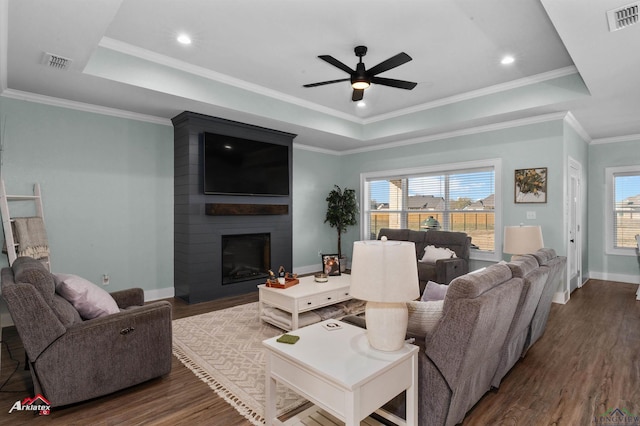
[1,256,172,407]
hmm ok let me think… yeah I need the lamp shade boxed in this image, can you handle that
[503,225,544,255]
[350,239,420,302]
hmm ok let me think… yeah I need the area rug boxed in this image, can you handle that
[172,302,308,425]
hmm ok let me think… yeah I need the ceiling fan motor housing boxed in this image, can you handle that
[354,45,368,58]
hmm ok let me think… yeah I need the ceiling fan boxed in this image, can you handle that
[303,46,417,102]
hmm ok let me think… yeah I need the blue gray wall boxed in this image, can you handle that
[0,97,173,298]
[588,138,640,281]
[1,95,638,320]
[338,119,570,271]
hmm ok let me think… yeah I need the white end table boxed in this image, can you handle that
[263,320,418,426]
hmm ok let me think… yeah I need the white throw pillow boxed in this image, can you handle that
[406,300,444,339]
[420,281,449,301]
[54,274,120,320]
[419,245,457,263]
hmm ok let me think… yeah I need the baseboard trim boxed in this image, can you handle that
[552,290,569,305]
[588,271,640,285]
[145,286,175,301]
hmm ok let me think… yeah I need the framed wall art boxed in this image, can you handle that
[515,167,547,203]
[321,254,341,276]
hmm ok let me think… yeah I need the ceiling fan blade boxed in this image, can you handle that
[303,78,350,88]
[352,89,364,102]
[371,76,417,90]
[318,55,354,74]
[367,52,412,76]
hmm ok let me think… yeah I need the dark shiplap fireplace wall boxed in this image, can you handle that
[172,111,295,303]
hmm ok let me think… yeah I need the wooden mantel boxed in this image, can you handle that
[205,203,289,216]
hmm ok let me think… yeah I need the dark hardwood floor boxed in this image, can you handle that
[0,279,638,425]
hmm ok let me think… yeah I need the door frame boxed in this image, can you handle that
[567,156,583,294]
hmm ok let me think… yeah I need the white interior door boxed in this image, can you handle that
[568,158,582,292]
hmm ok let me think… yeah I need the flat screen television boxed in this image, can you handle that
[203,132,290,196]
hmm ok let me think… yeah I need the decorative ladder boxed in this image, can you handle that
[0,179,50,271]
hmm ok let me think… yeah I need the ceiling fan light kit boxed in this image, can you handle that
[304,45,417,102]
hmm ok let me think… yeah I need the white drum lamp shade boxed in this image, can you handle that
[503,225,544,255]
[350,238,420,351]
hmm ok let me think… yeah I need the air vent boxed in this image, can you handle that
[41,52,73,70]
[607,2,639,32]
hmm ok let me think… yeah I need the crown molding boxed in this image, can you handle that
[591,133,640,145]
[293,142,341,156]
[1,89,172,126]
[363,66,579,124]
[341,112,569,155]
[98,37,362,124]
[563,111,591,143]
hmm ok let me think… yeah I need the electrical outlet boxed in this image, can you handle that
[102,274,110,286]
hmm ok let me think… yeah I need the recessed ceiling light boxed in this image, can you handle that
[177,34,192,45]
[357,101,367,108]
[501,55,515,65]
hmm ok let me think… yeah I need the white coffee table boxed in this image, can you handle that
[258,274,352,330]
[263,320,418,426]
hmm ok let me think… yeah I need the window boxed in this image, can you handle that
[361,159,501,261]
[606,165,640,255]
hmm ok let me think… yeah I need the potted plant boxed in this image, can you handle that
[325,185,359,272]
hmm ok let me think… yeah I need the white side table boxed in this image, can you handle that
[263,320,418,426]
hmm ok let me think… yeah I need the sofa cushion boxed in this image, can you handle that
[445,263,513,303]
[419,245,457,263]
[532,248,557,265]
[378,228,410,241]
[406,300,444,340]
[12,256,55,304]
[421,280,449,301]
[11,257,82,327]
[506,255,538,278]
[55,274,120,320]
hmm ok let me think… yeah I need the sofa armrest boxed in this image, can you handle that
[110,288,145,308]
[435,258,468,284]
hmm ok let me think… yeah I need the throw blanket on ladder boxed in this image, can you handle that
[14,217,50,260]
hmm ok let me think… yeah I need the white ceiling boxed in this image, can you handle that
[2,0,640,152]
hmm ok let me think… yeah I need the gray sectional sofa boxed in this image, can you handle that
[349,247,566,426]
[377,228,471,290]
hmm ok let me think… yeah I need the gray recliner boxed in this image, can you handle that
[377,228,471,290]
[1,256,172,407]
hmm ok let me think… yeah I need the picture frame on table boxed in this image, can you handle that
[515,167,547,204]
[321,254,341,276]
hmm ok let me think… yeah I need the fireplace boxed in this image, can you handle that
[222,233,271,285]
[173,111,294,303]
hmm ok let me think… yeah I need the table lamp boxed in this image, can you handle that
[350,237,420,351]
[503,225,544,258]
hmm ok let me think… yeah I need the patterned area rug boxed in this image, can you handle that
[172,302,307,425]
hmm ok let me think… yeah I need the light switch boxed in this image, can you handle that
[526,211,536,220]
